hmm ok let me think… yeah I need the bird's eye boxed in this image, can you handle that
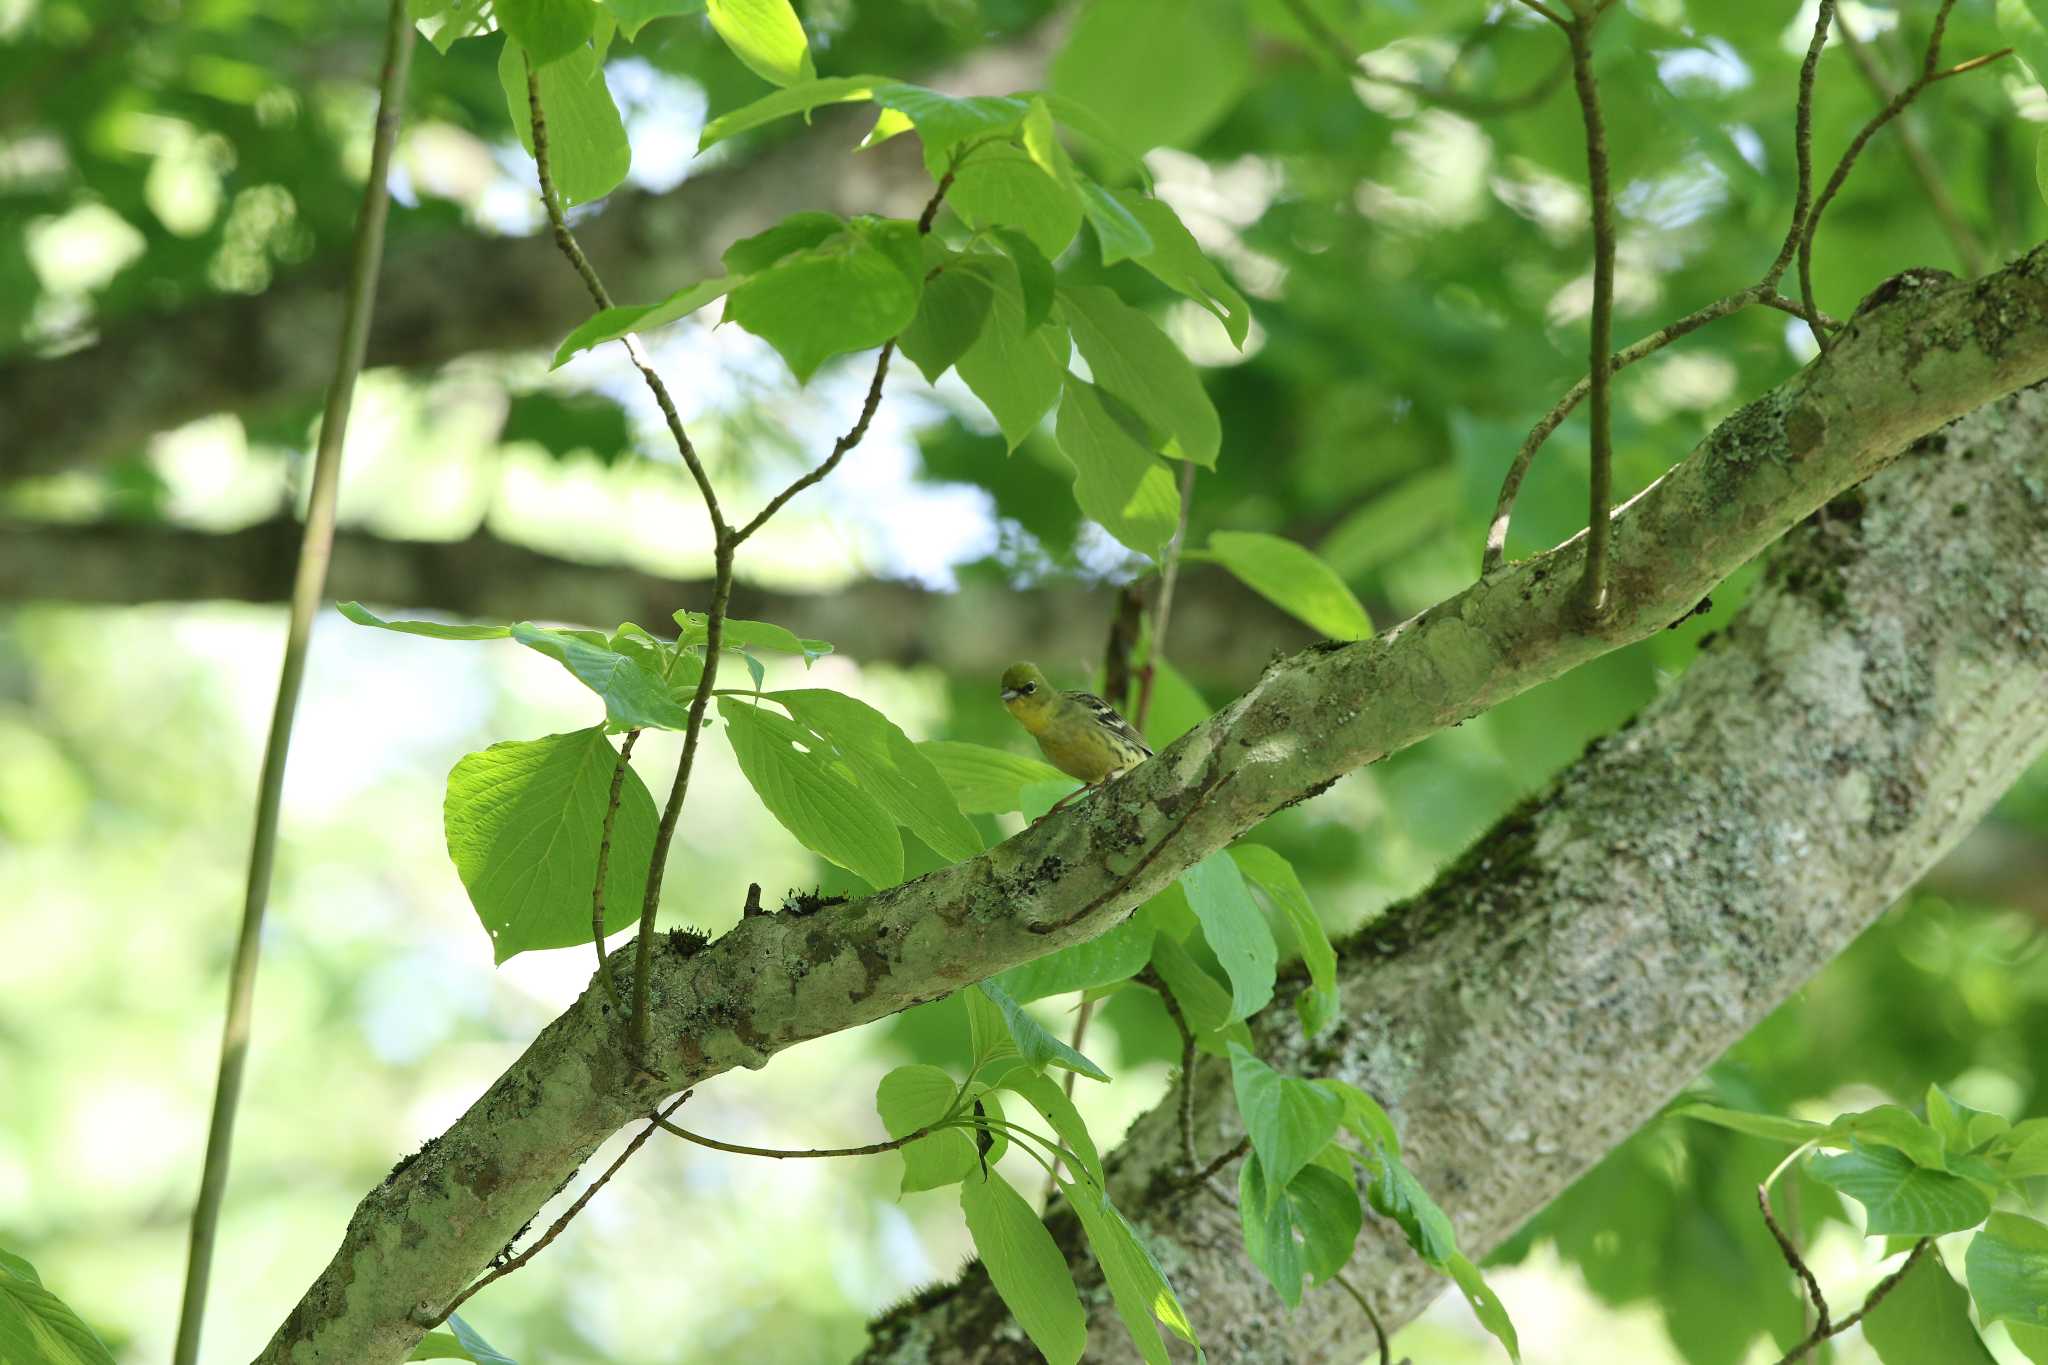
[1021,682,1036,695]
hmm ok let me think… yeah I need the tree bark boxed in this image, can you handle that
[255,254,2048,1362]
[861,374,2048,1365]
[0,518,1310,678]
[0,30,1059,484]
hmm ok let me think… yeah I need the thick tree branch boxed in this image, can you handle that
[258,250,2048,1362]
[864,374,2048,1363]
[0,29,1058,483]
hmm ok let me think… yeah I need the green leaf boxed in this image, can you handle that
[1002,1069,1105,1186]
[1316,468,1460,578]
[698,74,884,148]
[600,0,705,40]
[990,228,1054,330]
[1226,844,1339,1034]
[898,261,994,385]
[1140,655,1210,747]
[509,623,692,730]
[338,601,512,641]
[1148,932,1251,1057]
[718,697,902,888]
[1049,0,1250,153]
[1182,853,1277,1023]
[726,219,923,381]
[1862,1247,1997,1365]
[500,39,631,206]
[1202,531,1373,641]
[495,0,594,65]
[0,1247,117,1365]
[994,914,1152,1001]
[1053,377,1181,559]
[946,150,1084,260]
[1227,1044,1342,1190]
[500,389,632,463]
[1316,1078,1400,1163]
[2014,1323,2048,1365]
[1367,1149,1460,1265]
[917,740,1066,814]
[1238,1150,1306,1306]
[769,689,981,862]
[408,1313,519,1363]
[1079,179,1154,265]
[552,276,733,367]
[877,1063,976,1193]
[960,1170,1088,1365]
[722,211,846,275]
[444,728,656,963]
[1670,1102,1829,1146]
[412,0,493,52]
[1111,189,1249,347]
[977,980,1109,1082]
[1289,1161,1364,1284]
[1058,284,1218,467]
[1997,1118,2048,1178]
[1808,1143,1994,1236]
[1927,1084,2008,1158]
[1999,0,2048,94]
[1833,1103,1950,1171]
[673,611,831,662]
[1062,1181,1199,1363]
[1968,1212,2048,1329]
[2037,129,2048,211]
[877,84,1027,172]
[1447,1253,1521,1363]
[963,983,1024,1078]
[955,258,1072,450]
[706,0,813,87]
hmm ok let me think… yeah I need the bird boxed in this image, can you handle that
[999,661,1153,814]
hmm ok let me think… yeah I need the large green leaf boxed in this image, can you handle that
[917,740,1066,814]
[443,728,657,963]
[1202,531,1373,641]
[1181,853,1276,1023]
[1078,178,1153,265]
[1447,1253,1521,1363]
[946,149,1084,259]
[1058,284,1218,467]
[698,74,885,147]
[494,0,593,65]
[673,611,831,662]
[1862,1248,1997,1365]
[898,261,994,385]
[976,980,1109,1082]
[1002,1068,1105,1186]
[1228,844,1339,1034]
[1053,376,1182,559]
[1227,1044,1341,1190]
[725,218,923,381]
[500,39,631,206]
[876,1063,976,1194]
[1238,1150,1305,1307]
[1148,932,1251,1057]
[408,1313,519,1363]
[0,1248,117,1365]
[553,276,733,367]
[601,0,705,40]
[1062,1181,1199,1363]
[1237,1152,1362,1303]
[718,697,902,888]
[509,623,692,730]
[955,256,1072,449]
[1111,189,1249,347]
[1048,0,1249,153]
[960,1170,1088,1365]
[993,914,1152,1001]
[1808,1143,1993,1236]
[705,0,813,87]
[1967,1212,2048,1330]
[1670,1102,1829,1146]
[770,689,981,862]
[338,601,512,641]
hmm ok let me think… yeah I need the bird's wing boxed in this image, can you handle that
[1064,690,1154,756]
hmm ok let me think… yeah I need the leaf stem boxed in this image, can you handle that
[591,729,640,1011]
[1563,8,1616,621]
[172,6,413,1361]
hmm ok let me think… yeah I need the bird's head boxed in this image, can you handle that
[1000,662,1054,722]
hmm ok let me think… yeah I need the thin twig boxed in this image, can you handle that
[1149,968,1203,1172]
[591,729,641,1011]
[172,7,415,1362]
[1135,457,1198,730]
[1757,1181,1830,1338]
[433,1094,689,1323]
[1186,1135,1250,1189]
[653,1113,937,1159]
[1511,0,1568,27]
[1330,1270,1395,1365]
[1768,0,1836,291]
[1564,9,1616,621]
[1765,1230,1931,1365]
[1835,18,1986,277]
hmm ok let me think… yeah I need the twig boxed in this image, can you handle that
[1135,457,1198,730]
[1103,582,1147,711]
[1835,18,1986,277]
[433,1094,689,1323]
[1758,1180,1830,1338]
[591,729,641,1011]
[1188,1135,1250,1190]
[1764,1224,1931,1365]
[172,7,415,1362]
[1563,8,1617,620]
[1149,968,1204,1172]
[1798,0,2007,352]
[653,1113,938,1159]
[1330,1271,1396,1365]
[1510,0,1568,27]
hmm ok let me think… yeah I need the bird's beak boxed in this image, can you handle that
[1000,688,1021,702]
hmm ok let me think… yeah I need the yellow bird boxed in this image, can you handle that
[1000,662,1153,810]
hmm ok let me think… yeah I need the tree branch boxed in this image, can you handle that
[862,376,2048,1365]
[257,250,2048,1362]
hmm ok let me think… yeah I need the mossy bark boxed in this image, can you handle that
[262,255,2048,1362]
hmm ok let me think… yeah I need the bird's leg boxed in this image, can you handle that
[1029,782,1098,825]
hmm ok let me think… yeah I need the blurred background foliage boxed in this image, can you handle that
[4,0,2047,1360]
